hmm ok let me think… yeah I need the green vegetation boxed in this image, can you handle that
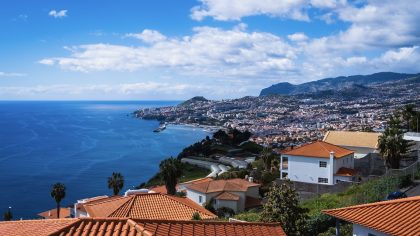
[191,212,202,220]
[107,172,124,196]
[50,182,66,219]
[234,209,260,222]
[140,162,209,188]
[261,180,308,236]
[3,207,12,221]
[159,157,183,195]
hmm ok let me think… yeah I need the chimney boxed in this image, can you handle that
[329,151,335,185]
[48,211,51,217]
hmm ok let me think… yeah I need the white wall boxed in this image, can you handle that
[246,186,260,198]
[215,199,239,213]
[333,154,355,173]
[186,189,207,205]
[281,154,332,185]
[353,224,388,236]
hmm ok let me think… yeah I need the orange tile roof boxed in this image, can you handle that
[323,196,420,236]
[323,131,381,149]
[0,218,286,236]
[84,193,217,220]
[281,141,354,159]
[187,178,260,193]
[149,185,168,194]
[335,167,358,177]
[150,178,214,194]
[215,192,240,201]
[38,208,72,219]
[0,218,78,236]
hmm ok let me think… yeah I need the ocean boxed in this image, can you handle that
[0,101,208,219]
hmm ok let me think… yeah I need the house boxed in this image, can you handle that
[150,177,214,194]
[323,196,420,236]
[73,195,117,217]
[404,132,420,158]
[76,192,217,220]
[37,207,72,219]
[280,141,357,185]
[323,131,381,159]
[185,178,261,213]
[0,217,286,236]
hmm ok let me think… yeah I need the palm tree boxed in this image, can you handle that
[50,183,66,218]
[159,157,183,195]
[108,172,124,195]
[378,126,410,169]
[261,147,274,171]
[401,104,416,131]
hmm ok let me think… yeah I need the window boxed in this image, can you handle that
[319,161,327,168]
[282,172,288,179]
[282,156,288,170]
[199,196,203,203]
[318,178,328,183]
[368,233,377,236]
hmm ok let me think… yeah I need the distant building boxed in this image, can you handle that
[323,196,420,236]
[323,131,381,159]
[37,208,71,219]
[0,217,286,236]
[76,192,216,220]
[280,141,357,185]
[185,178,261,213]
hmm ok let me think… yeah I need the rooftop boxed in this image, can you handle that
[0,218,286,236]
[323,131,381,149]
[83,193,217,220]
[281,140,354,159]
[323,196,420,236]
[186,178,260,193]
[37,208,72,219]
[335,167,358,177]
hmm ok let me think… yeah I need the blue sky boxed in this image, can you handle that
[0,0,419,100]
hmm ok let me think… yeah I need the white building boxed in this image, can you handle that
[280,141,357,185]
[185,178,261,213]
[324,196,420,236]
[404,132,420,158]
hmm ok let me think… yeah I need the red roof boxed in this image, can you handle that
[0,218,287,236]
[323,196,420,236]
[215,192,240,201]
[335,167,357,177]
[84,193,217,220]
[37,208,72,219]
[187,178,260,193]
[281,141,354,159]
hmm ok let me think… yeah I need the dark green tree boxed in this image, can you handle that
[261,181,308,235]
[50,182,66,218]
[3,207,12,221]
[401,104,416,131]
[159,157,183,195]
[378,125,410,169]
[108,172,124,195]
[260,147,274,171]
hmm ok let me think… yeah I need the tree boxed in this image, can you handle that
[191,212,202,220]
[108,172,124,196]
[260,147,274,171]
[261,181,308,235]
[3,207,12,221]
[378,125,410,169]
[50,182,66,219]
[159,157,183,195]
[401,104,416,131]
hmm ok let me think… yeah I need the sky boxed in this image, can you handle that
[0,0,419,100]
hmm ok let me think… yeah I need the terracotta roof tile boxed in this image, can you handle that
[282,140,354,159]
[323,196,420,236]
[38,208,72,219]
[84,193,217,220]
[0,218,78,236]
[187,178,260,193]
[215,192,240,201]
[335,167,358,177]
[323,131,381,149]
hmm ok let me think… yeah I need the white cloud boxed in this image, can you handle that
[0,72,27,77]
[125,29,167,43]
[190,0,344,21]
[288,32,308,42]
[40,25,296,78]
[49,10,67,18]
